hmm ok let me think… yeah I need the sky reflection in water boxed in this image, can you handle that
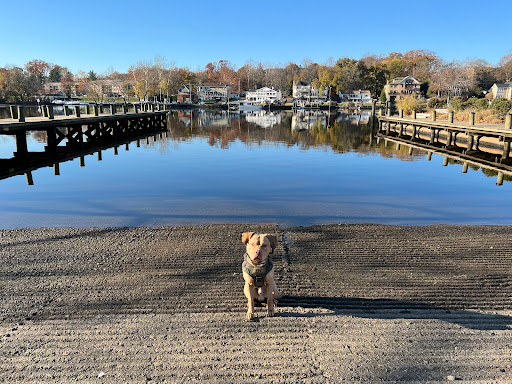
[0,110,511,228]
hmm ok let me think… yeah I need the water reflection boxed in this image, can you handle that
[1,109,511,228]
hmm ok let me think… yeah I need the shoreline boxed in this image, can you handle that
[2,223,512,382]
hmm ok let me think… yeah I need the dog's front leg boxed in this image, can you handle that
[244,282,257,321]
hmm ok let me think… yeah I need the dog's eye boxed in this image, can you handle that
[261,244,267,247]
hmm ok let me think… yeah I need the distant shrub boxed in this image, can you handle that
[491,97,512,116]
[428,97,447,110]
[449,97,465,111]
[466,97,489,110]
[396,96,420,115]
[454,108,503,124]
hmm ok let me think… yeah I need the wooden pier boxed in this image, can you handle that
[0,104,169,184]
[378,112,512,162]
[377,111,512,185]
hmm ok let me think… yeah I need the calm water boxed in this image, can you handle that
[1,109,511,228]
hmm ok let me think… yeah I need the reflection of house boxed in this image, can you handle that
[488,82,512,100]
[177,110,192,126]
[245,87,282,104]
[198,111,230,127]
[339,90,372,103]
[177,84,198,103]
[291,110,327,131]
[197,85,229,101]
[244,111,281,128]
[338,112,371,125]
[383,76,421,100]
[292,81,328,102]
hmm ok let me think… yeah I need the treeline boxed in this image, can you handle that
[1,50,512,103]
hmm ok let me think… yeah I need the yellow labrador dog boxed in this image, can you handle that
[242,232,279,321]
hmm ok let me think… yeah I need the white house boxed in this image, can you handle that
[292,80,327,102]
[339,90,372,103]
[245,87,282,104]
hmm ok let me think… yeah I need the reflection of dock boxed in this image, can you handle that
[377,133,512,185]
[0,109,168,184]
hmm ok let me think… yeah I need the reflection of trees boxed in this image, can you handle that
[166,111,376,154]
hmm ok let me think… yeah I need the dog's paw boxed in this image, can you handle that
[267,307,275,317]
[246,311,255,322]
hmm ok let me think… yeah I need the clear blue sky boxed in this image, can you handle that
[2,0,511,74]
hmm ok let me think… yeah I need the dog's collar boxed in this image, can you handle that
[242,253,273,287]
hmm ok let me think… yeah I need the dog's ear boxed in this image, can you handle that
[267,235,278,253]
[242,232,255,244]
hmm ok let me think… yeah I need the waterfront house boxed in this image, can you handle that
[292,81,328,102]
[488,82,512,100]
[197,84,229,102]
[383,76,421,101]
[339,90,372,103]
[245,87,282,104]
[177,84,198,103]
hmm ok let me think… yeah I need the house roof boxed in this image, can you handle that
[389,76,421,85]
[494,82,512,88]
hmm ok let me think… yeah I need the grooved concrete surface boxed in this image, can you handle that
[1,224,512,383]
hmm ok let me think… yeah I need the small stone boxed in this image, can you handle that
[98,372,105,378]
[447,375,456,381]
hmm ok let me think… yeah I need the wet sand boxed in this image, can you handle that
[1,224,512,382]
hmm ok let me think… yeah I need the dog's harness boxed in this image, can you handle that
[242,253,273,288]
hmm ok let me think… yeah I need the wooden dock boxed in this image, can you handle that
[378,113,512,162]
[0,105,169,184]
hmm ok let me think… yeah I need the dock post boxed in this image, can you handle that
[497,172,504,186]
[448,111,454,124]
[431,110,436,122]
[446,131,453,147]
[10,105,18,119]
[430,128,436,144]
[469,112,475,126]
[25,171,34,186]
[503,141,511,160]
[462,162,468,173]
[386,102,391,117]
[64,105,70,116]
[54,163,60,176]
[399,109,404,118]
[408,146,414,156]
[15,131,28,158]
[427,152,432,161]
[443,156,448,166]
[110,104,115,115]
[412,110,416,120]
[411,125,417,140]
[74,105,81,117]
[371,100,376,116]
[467,135,475,151]
[123,104,128,114]
[134,104,139,113]
[506,114,512,130]
[47,105,54,119]
[17,106,25,122]
[97,151,102,161]
[42,105,48,117]
[94,105,100,116]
